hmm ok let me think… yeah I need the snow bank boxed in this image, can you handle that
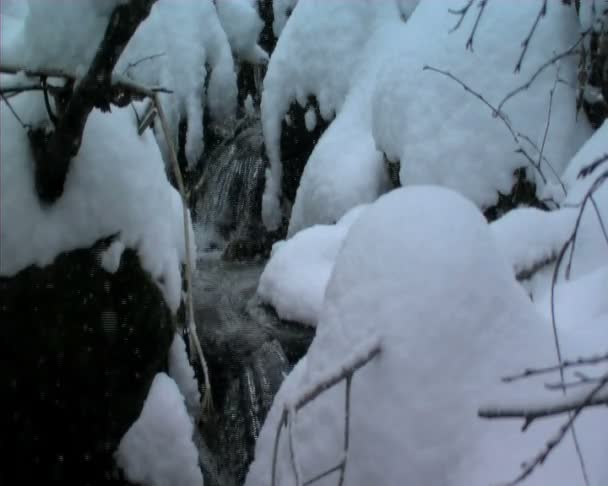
[118,0,237,169]
[169,333,201,418]
[491,207,578,279]
[261,0,408,230]
[116,373,203,486]
[0,93,194,313]
[491,120,607,297]
[246,186,608,486]
[216,0,268,64]
[5,0,126,72]
[257,205,367,326]
[372,0,591,209]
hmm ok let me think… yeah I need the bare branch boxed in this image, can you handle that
[502,352,608,383]
[514,0,548,72]
[271,338,382,486]
[578,153,608,179]
[154,93,213,417]
[480,371,608,485]
[498,28,591,112]
[448,0,475,32]
[123,52,166,74]
[423,65,550,183]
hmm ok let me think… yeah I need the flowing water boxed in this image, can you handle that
[189,118,314,486]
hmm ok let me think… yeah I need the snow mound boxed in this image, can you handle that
[258,205,368,326]
[493,120,608,298]
[169,333,201,418]
[216,0,268,64]
[4,0,126,72]
[491,206,577,280]
[260,0,407,229]
[116,373,203,486]
[372,0,591,209]
[0,93,194,313]
[246,186,607,486]
[286,19,404,236]
[118,0,237,169]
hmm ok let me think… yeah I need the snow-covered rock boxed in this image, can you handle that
[118,0,237,169]
[116,373,203,486]
[0,93,193,312]
[169,333,202,418]
[258,205,368,326]
[246,186,608,486]
[216,0,268,64]
[372,0,591,209]
[261,0,406,230]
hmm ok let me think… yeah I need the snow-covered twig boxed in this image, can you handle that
[271,338,382,486]
[154,93,213,416]
[0,64,172,99]
[479,372,608,485]
[502,352,608,383]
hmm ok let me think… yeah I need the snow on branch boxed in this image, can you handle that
[501,352,608,383]
[271,337,382,486]
[423,65,563,188]
[1,0,159,204]
[479,371,608,485]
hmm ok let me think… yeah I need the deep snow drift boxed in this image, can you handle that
[247,186,608,486]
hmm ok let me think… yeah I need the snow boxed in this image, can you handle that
[116,373,203,486]
[5,0,126,71]
[216,0,268,64]
[257,205,367,326]
[246,186,608,486]
[261,0,405,230]
[491,207,578,279]
[169,333,202,418]
[117,0,237,169]
[491,119,608,299]
[286,19,404,236]
[371,0,592,210]
[0,93,194,313]
[272,0,299,37]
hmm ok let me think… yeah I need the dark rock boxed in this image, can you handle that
[1,236,175,485]
[483,167,550,222]
[280,97,331,211]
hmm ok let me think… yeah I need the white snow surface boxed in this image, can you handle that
[372,0,592,209]
[5,0,126,71]
[491,207,578,279]
[169,333,201,418]
[272,0,299,37]
[116,373,203,486]
[0,93,194,313]
[492,119,608,299]
[216,0,268,64]
[261,0,406,230]
[118,0,237,169]
[257,205,368,326]
[246,186,608,486]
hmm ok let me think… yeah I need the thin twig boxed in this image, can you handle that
[423,65,549,183]
[0,92,30,130]
[466,0,490,51]
[498,28,591,112]
[480,372,608,485]
[154,93,213,416]
[448,0,475,32]
[502,352,608,383]
[123,52,166,74]
[514,0,548,72]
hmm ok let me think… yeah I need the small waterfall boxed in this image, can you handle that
[192,116,266,251]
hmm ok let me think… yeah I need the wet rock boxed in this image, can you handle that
[1,236,174,485]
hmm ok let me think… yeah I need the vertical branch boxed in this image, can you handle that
[154,93,213,415]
